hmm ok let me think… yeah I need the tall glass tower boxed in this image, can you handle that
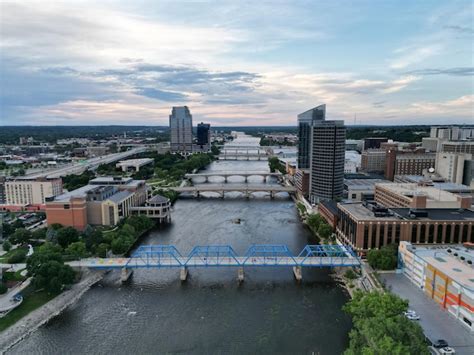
[170,106,193,153]
[297,105,326,169]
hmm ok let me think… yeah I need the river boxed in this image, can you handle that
[9,135,352,355]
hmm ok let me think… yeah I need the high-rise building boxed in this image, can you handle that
[297,105,325,169]
[170,106,193,153]
[436,152,473,186]
[197,122,211,150]
[309,120,346,203]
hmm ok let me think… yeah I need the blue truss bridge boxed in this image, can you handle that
[69,244,360,281]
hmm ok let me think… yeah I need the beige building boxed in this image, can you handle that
[374,183,472,209]
[5,177,63,205]
[436,152,473,186]
[360,149,386,172]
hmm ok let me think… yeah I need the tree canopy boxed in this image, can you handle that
[344,291,428,355]
[367,244,398,270]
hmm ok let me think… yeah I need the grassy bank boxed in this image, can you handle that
[0,286,57,332]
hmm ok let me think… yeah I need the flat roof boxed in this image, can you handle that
[339,202,474,222]
[391,208,474,221]
[403,243,474,290]
[106,190,134,203]
[376,183,460,202]
[345,179,390,190]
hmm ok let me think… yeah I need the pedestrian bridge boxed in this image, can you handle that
[70,244,360,282]
[185,171,282,183]
[169,184,296,198]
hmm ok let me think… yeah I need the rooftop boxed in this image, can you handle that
[148,194,170,204]
[403,242,474,290]
[345,179,390,190]
[116,158,153,166]
[376,183,461,202]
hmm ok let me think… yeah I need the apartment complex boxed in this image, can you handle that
[374,183,472,209]
[170,106,193,153]
[336,201,473,253]
[45,176,151,230]
[297,105,325,169]
[5,177,63,205]
[399,242,473,332]
[309,120,346,203]
[361,149,386,172]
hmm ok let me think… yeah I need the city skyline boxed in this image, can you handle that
[1,1,473,126]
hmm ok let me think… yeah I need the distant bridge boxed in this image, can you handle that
[185,171,282,183]
[218,152,269,161]
[69,244,360,282]
[168,184,296,198]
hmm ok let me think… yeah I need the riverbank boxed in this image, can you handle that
[0,269,105,353]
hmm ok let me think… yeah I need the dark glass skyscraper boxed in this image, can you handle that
[197,122,211,147]
[297,105,325,169]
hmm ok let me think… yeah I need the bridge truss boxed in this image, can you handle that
[123,244,360,269]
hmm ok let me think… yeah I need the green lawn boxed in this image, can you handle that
[2,270,27,282]
[0,286,57,332]
[0,247,27,263]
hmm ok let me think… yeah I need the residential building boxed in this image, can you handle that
[295,169,310,198]
[399,242,474,332]
[5,177,63,205]
[309,120,346,203]
[442,141,474,155]
[361,149,386,173]
[436,152,473,186]
[170,106,193,153]
[197,122,211,151]
[297,104,325,169]
[374,183,472,209]
[363,137,388,150]
[336,201,474,253]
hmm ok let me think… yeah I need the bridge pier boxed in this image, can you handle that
[204,176,208,183]
[270,191,275,199]
[193,191,200,198]
[121,268,133,283]
[244,176,247,183]
[224,176,227,183]
[245,190,250,199]
[180,266,188,281]
[293,266,302,281]
[237,267,244,283]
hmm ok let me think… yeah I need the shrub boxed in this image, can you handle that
[0,283,7,294]
[8,248,28,263]
[2,240,12,252]
[344,269,357,280]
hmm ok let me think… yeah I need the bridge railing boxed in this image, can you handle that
[127,245,184,268]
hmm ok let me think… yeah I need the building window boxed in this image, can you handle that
[436,225,443,243]
[428,225,435,243]
[453,225,460,243]
[370,225,377,249]
[446,224,452,243]
[363,225,369,250]
[64,204,70,209]
[411,224,417,243]
[420,225,426,243]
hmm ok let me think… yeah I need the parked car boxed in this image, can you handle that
[433,339,449,348]
[405,313,420,320]
[439,347,455,354]
[403,310,416,316]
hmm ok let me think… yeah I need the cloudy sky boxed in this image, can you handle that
[0,0,472,126]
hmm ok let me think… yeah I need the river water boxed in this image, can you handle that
[9,136,352,355]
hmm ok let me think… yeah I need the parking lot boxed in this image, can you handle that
[382,273,474,355]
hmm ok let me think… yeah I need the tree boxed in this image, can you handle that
[367,244,398,270]
[8,248,28,263]
[306,214,324,232]
[111,237,129,255]
[2,240,12,252]
[27,247,75,294]
[344,291,428,355]
[65,241,88,258]
[95,243,109,258]
[9,228,32,245]
[56,227,79,248]
[317,223,333,240]
[32,228,47,240]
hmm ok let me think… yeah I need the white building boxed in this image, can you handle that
[436,152,473,186]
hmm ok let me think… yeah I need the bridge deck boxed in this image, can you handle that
[170,184,295,193]
[185,171,281,178]
[69,244,360,269]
